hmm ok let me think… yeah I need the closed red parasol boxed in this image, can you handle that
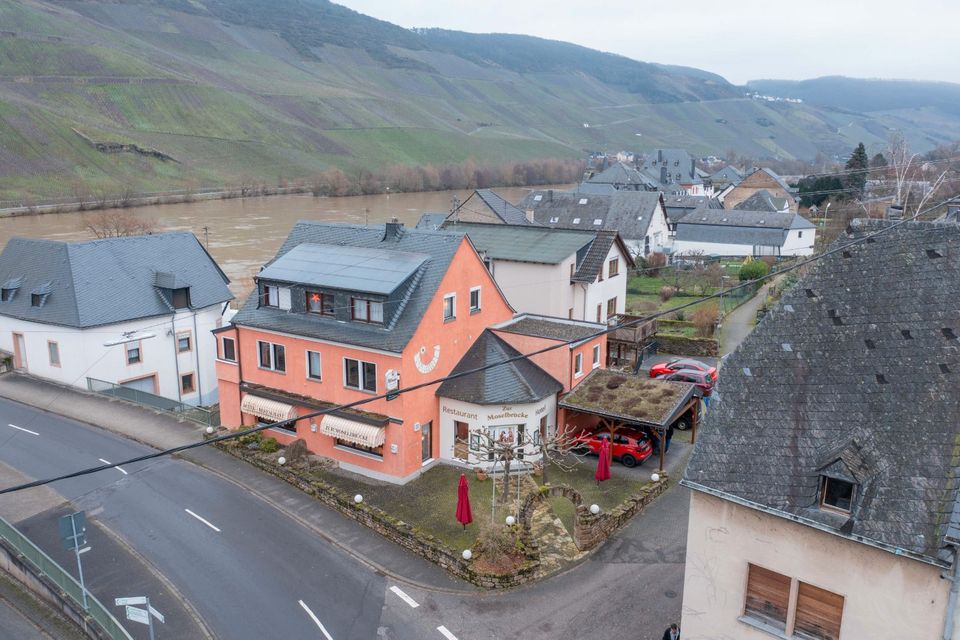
[595,437,612,484]
[455,473,473,529]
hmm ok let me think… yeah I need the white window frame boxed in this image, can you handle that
[306,350,322,381]
[592,344,601,368]
[221,336,236,362]
[47,340,60,367]
[257,340,286,372]
[262,284,280,308]
[574,352,583,377]
[343,357,377,393]
[469,286,481,313]
[443,293,456,321]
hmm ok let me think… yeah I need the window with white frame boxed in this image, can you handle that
[258,340,286,372]
[592,344,601,368]
[221,337,236,362]
[261,284,279,308]
[443,293,456,321]
[306,350,322,381]
[574,352,583,376]
[344,358,377,392]
[352,298,384,324]
[126,341,141,365]
[608,257,620,277]
[469,287,481,313]
[47,341,60,367]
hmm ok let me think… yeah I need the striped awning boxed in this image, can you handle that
[320,415,385,448]
[240,394,297,423]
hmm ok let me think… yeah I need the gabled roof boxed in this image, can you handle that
[742,167,796,197]
[415,213,448,231]
[663,194,723,224]
[231,222,465,353]
[575,182,618,195]
[684,219,960,565]
[0,232,232,328]
[734,189,789,213]
[587,162,658,189]
[436,330,562,404]
[516,190,664,242]
[440,222,594,265]
[572,231,635,282]
[676,209,814,246]
[638,148,702,186]
[493,313,604,344]
[709,165,743,185]
[450,189,535,226]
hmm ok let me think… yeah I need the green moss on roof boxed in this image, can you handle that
[560,369,692,427]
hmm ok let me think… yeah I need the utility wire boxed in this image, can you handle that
[0,195,955,496]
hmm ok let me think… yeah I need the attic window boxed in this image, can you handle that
[864,339,876,349]
[171,287,191,310]
[842,251,852,259]
[781,343,792,352]
[901,329,912,339]
[533,195,543,202]
[0,289,13,302]
[866,237,876,244]
[593,219,603,225]
[820,476,855,513]
[804,288,817,298]
[943,328,958,340]
[927,249,943,259]
[549,216,559,224]
[758,220,765,225]
[743,367,752,376]
[578,198,588,205]
[31,294,42,307]
[940,364,951,373]
[572,218,581,224]
[876,373,888,384]
[784,304,794,313]
[636,216,643,221]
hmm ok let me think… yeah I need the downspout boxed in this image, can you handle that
[192,310,203,404]
[580,283,588,322]
[943,547,960,640]
[171,316,183,405]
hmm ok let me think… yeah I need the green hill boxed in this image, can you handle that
[2,0,959,201]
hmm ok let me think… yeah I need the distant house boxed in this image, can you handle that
[440,221,633,324]
[0,232,233,406]
[709,165,743,189]
[673,209,815,257]
[733,189,791,213]
[637,148,709,196]
[448,189,536,225]
[585,162,658,192]
[661,194,724,239]
[724,167,798,212]
[516,189,670,257]
[682,219,960,640]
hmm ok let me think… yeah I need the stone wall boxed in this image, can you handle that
[654,334,719,357]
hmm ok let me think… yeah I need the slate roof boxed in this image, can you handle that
[493,314,603,344]
[709,165,743,185]
[676,209,813,246]
[683,219,960,565]
[516,190,664,242]
[440,222,594,265]
[575,182,618,195]
[435,330,562,404]
[0,232,232,328]
[586,162,658,190]
[734,189,789,213]
[231,222,464,353]
[662,194,723,224]
[450,189,535,226]
[638,149,702,186]
[415,213,448,231]
[572,231,635,283]
[743,167,797,197]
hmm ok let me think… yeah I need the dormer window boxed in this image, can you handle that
[171,287,190,309]
[1,289,13,302]
[820,476,855,513]
[261,284,279,308]
[352,298,383,324]
[31,294,42,307]
[306,291,334,316]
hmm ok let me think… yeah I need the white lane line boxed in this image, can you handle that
[184,509,221,533]
[437,625,458,640]
[389,585,419,608]
[98,458,128,475]
[298,600,334,640]
[8,424,38,436]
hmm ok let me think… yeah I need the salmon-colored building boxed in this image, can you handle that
[215,221,607,483]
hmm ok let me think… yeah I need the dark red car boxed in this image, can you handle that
[656,369,714,396]
[572,428,653,468]
[649,358,718,382]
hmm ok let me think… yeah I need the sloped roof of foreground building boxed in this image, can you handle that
[683,219,960,566]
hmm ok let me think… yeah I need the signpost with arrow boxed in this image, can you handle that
[115,596,164,640]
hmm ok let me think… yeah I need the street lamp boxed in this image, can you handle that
[589,504,600,515]
[462,549,472,560]
[505,515,516,526]
[651,473,660,483]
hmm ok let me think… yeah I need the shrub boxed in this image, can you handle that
[646,252,667,276]
[237,430,263,447]
[259,437,280,453]
[739,259,770,282]
[691,303,719,337]
[659,285,676,302]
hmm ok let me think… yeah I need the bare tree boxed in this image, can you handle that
[888,132,919,208]
[85,211,157,239]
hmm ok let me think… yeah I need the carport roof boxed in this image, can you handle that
[560,370,695,428]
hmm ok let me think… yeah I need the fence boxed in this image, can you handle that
[0,517,133,639]
[86,377,219,427]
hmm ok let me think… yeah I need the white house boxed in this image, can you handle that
[673,209,816,258]
[441,222,634,323]
[516,189,670,258]
[0,232,233,406]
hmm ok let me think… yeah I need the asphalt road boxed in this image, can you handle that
[0,398,446,640]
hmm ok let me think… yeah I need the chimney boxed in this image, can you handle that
[383,217,403,241]
[886,205,904,220]
[658,149,663,163]
[525,209,535,223]
[548,189,553,202]
[660,166,668,184]
[690,158,696,179]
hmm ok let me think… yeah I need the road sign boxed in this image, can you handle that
[125,606,150,625]
[115,597,147,607]
[58,512,87,551]
[148,605,165,624]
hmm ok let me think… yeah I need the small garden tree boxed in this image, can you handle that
[691,303,719,337]
[739,259,770,282]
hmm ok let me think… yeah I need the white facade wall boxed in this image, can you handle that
[437,395,557,468]
[583,243,628,323]
[0,304,225,406]
[682,491,952,640]
[781,228,816,256]
[624,202,671,257]
[488,259,574,319]
[672,239,756,257]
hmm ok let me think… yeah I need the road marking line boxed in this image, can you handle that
[8,424,38,436]
[184,509,221,533]
[98,458,128,475]
[437,625,458,640]
[298,600,334,640]
[389,585,419,608]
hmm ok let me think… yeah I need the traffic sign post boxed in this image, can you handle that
[58,512,88,610]
[115,596,164,640]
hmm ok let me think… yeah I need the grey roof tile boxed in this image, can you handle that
[493,314,604,343]
[517,190,663,243]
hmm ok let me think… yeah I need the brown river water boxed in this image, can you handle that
[0,186,568,300]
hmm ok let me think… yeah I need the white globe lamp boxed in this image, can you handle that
[589,504,600,515]
[505,515,516,526]
[277,456,286,466]
[462,549,472,560]
[354,494,363,504]
[651,472,660,482]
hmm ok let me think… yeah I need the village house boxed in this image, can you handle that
[438,221,633,323]
[637,148,710,196]
[661,194,724,240]
[585,162,658,191]
[733,188,791,213]
[0,232,232,406]
[673,208,815,257]
[516,189,670,258]
[709,165,743,190]
[216,220,519,483]
[722,167,798,212]
[681,219,960,640]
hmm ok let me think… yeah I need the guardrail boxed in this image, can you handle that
[86,377,219,427]
[0,516,133,639]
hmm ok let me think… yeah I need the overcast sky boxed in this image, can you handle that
[339,0,959,85]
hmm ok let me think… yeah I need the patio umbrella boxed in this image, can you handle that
[455,473,473,529]
[595,437,611,484]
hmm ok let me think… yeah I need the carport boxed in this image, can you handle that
[559,369,700,474]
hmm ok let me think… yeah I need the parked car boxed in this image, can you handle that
[649,358,718,382]
[656,369,715,397]
[572,428,653,468]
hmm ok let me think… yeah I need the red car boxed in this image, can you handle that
[572,428,653,468]
[656,369,714,396]
[649,358,718,382]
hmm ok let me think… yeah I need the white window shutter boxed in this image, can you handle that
[278,287,292,310]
